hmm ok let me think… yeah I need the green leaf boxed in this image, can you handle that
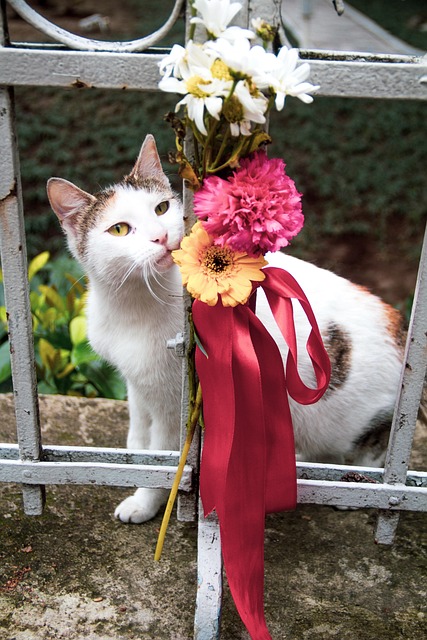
[28,251,50,281]
[0,340,11,384]
[194,329,208,359]
[41,307,58,330]
[0,305,8,328]
[38,337,57,371]
[38,285,65,313]
[56,362,76,379]
[246,131,271,156]
[38,380,57,394]
[71,341,99,366]
[79,360,127,400]
[69,315,87,346]
[29,290,42,311]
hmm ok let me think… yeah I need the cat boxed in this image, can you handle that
[47,134,404,524]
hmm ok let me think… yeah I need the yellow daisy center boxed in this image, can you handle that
[222,96,244,124]
[211,59,232,82]
[186,75,210,98]
[202,246,234,276]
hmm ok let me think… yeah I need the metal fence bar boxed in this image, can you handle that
[0,443,182,464]
[7,0,185,52]
[375,224,427,544]
[176,131,201,523]
[0,87,45,515]
[297,479,427,511]
[0,3,44,515]
[194,504,223,640]
[1,47,426,99]
[0,458,193,490]
[2,442,425,498]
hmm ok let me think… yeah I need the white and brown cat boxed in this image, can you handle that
[47,134,404,523]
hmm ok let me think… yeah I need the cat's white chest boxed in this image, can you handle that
[86,285,182,389]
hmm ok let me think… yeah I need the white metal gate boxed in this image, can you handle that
[0,1,426,637]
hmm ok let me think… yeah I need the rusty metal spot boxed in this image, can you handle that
[0,179,18,204]
[340,472,380,484]
[71,79,91,89]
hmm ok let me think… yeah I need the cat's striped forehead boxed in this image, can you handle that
[123,173,174,195]
[74,180,175,257]
[73,188,115,257]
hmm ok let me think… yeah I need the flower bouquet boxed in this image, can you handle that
[155,2,331,638]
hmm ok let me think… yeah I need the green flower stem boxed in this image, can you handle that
[226,79,239,101]
[201,117,219,178]
[188,0,198,41]
[207,135,247,174]
[154,382,202,562]
[210,126,231,171]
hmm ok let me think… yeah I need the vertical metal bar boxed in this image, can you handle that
[176,174,201,522]
[375,224,427,544]
[0,1,44,515]
[176,0,201,524]
[194,501,223,640]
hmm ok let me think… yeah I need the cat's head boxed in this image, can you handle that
[47,134,184,290]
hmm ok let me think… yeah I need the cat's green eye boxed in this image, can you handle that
[108,223,130,237]
[155,201,169,216]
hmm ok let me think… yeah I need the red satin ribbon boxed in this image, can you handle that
[192,267,331,640]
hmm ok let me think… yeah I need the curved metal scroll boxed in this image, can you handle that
[7,0,185,52]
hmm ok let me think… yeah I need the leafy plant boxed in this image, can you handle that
[0,253,126,399]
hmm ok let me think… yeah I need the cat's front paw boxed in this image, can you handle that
[114,488,167,524]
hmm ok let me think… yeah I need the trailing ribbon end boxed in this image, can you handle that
[193,267,331,639]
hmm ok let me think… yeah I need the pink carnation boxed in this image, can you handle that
[194,152,304,257]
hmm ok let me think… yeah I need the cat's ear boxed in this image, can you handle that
[47,178,96,233]
[128,134,170,187]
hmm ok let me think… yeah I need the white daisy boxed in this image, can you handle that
[190,0,254,41]
[222,81,268,136]
[158,44,188,79]
[159,68,228,136]
[159,40,219,82]
[233,82,268,123]
[206,37,273,88]
[268,46,320,110]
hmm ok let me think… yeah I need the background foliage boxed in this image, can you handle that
[0,253,126,398]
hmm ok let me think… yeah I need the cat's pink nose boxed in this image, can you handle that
[153,232,168,245]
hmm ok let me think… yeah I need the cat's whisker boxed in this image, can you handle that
[149,263,180,299]
[65,273,88,294]
[116,261,139,292]
[142,262,171,305]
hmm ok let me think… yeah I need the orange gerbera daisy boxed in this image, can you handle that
[172,222,267,307]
